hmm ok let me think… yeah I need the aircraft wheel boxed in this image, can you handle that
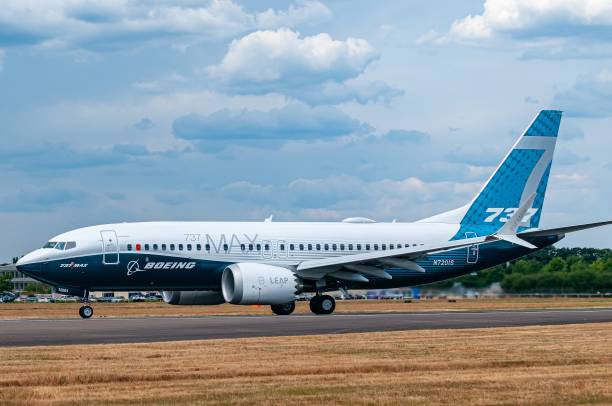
[79,305,93,319]
[318,295,335,314]
[309,295,321,314]
[271,301,296,315]
[310,295,335,315]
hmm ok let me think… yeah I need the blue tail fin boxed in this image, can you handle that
[419,110,562,237]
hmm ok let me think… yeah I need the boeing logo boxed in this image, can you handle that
[127,260,197,276]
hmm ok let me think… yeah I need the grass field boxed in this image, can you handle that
[1,322,611,405]
[1,297,611,319]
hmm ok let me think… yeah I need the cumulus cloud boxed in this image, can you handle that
[449,0,612,41]
[208,29,377,86]
[553,70,612,117]
[172,103,373,142]
[0,0,331,51]
[206,28,401,104]
[133,117,155,131]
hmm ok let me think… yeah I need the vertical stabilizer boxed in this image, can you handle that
[418,110,562,238]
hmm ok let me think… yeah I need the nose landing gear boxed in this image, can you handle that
[79,305,93,319]
[79,289,93,319]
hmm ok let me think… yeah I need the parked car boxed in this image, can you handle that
[0,292,16,303]
[129,295,146,302]
[144,294,162,301]
[110,296,126,303]
[26,295,38,303]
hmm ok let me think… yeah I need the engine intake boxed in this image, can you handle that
[162,290,225,305]
[222,263,301,305]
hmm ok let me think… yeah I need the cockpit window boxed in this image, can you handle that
[43,241,76,250]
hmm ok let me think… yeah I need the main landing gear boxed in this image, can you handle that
[309,294,335,315]
[79,289,93,319]
[271,301,296,315]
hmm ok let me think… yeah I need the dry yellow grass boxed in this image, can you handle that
[1,322,612,405]
[1,297,611,319]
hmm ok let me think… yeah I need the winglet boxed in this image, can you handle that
[496,192,537,249]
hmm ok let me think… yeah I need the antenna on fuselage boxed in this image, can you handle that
[264,215,274,223]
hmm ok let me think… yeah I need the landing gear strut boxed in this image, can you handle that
[309,294,335,315]
[79,289,93,319]
[271,301,296,315]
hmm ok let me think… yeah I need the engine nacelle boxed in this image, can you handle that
[221,263,301,305]
[162,290,225,305]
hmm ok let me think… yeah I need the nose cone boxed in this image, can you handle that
[16,250,46,276]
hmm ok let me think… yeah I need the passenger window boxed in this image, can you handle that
[265,244,270,251]
[145,244,150,251]
[127,244,132,251]
[340,244,345,250]
[162,244,167,250]
[280,244,285,251]
[348,244,353,251]
[365,244,370,250]
[374,244,379,250]
[178,244,183,251]
[308,244,312,251]
[256,244,261,251]
[357,244,361,250]
[241,244,246,251]
[382,244,386,250]
[316,244,321,251]
[223,244,228,251]
[249,244,253,251]
[153,244,158,250]
[390,244,394,250]
[170,244,175,251]
[65,241,76,250]
[205,244,211,251]
[332,244,337,251]
[136,244,141,251]
[187,244,192,251]
[299,244,304,251]
[324,244,329,251]
[196,244,201,251]
[290,244,295,251]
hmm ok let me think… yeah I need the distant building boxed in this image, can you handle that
[0,264,42,292]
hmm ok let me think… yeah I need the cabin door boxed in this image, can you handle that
[465,232,479,264]
[101,230,120,265]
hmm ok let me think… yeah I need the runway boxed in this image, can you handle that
[2,308,612,347]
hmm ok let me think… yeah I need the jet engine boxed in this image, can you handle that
[162,290,225,305]
[221,263,302,305]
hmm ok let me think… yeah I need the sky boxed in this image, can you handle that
[1,0,612,260]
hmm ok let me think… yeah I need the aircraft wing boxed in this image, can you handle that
[295,235,497,281]
[517,220,612,238]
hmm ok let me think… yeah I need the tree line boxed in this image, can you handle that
[426,247,612,293]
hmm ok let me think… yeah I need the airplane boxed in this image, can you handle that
[16,110,612,318]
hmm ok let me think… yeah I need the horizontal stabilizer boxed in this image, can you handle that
[496,234,537,249]
[518,220,612,238]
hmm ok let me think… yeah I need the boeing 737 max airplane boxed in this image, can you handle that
[16,110,612,318]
